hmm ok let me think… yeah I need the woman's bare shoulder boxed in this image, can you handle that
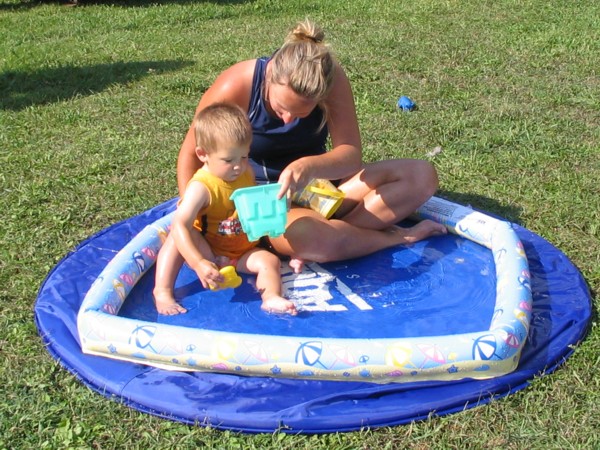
[325,60,355,111]
[202,59,258,107]
[214,59,257,90]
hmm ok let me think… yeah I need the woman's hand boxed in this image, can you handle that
[277,157,313,199]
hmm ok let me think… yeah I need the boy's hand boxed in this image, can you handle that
[193,259,224,290]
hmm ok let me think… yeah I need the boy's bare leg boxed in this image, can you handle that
[239,249,297,315]
[153,235,188,315]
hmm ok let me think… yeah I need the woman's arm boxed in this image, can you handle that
[277,62,362,196]
[324,62,363,176]
[176,125,202,196]
[176,60,256,196]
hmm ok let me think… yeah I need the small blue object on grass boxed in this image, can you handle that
[397,95,416,111]
[230,183,287,241]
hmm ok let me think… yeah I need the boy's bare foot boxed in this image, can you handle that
[261,295,298,315]
[387,219,447,245]
[153,287,187,315]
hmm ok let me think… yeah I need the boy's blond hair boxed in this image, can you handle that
[194,103,252,152]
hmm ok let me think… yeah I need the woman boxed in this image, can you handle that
[177,20,446,268]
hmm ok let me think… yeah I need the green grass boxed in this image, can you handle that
[1,0,598,448]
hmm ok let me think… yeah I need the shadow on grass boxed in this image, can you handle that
[0,0,249,10]
[0,59,194,111]
[436,189,523,224]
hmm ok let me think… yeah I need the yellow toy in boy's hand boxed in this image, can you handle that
[210,266,242,291]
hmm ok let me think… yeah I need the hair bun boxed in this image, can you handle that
[288,20,325,45]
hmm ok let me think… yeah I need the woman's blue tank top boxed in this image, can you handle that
[248,57,328,183]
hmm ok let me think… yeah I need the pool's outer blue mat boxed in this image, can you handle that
[34,198,592,433]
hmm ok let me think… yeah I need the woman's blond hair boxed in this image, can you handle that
[194,103,252,152]
[269,20,335,125]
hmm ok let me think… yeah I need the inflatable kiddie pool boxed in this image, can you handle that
[76,197,531,382]
[35,196,591,433]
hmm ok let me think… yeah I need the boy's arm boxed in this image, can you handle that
[172,181,222,288]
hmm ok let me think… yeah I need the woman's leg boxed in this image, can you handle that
[269,159,445,262]
[336,159,439,229]
[269,208,445,263]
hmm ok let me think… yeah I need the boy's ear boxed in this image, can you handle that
[195,146,208,162]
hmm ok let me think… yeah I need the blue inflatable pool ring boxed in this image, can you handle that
[76,197,532,382]
[35,196,592,433]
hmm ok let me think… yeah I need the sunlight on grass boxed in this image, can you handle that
[1,0,598,448]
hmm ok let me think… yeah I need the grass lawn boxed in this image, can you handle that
[1,0,598,448]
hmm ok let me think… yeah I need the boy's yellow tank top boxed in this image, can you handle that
[186,167,258,259]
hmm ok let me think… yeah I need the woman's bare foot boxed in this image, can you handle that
[261,295,298,315]
[288,257,305,274]
[387,219,447,244]
[153,287,187,315]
